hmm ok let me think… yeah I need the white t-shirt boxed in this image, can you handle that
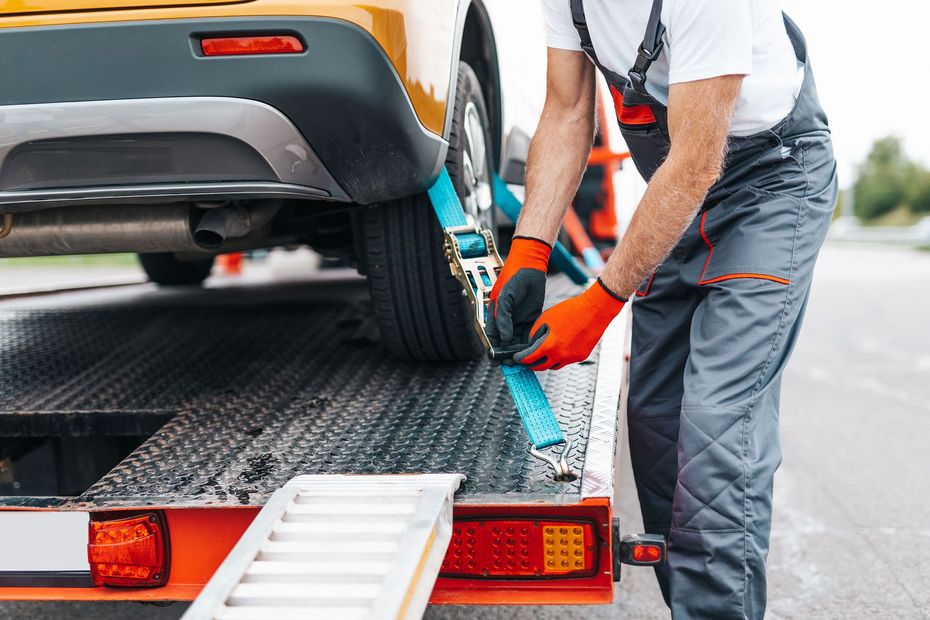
[542,0,804,136]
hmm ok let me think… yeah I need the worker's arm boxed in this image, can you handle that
[516,48,597,243]
[485,49,596,348]
[515,74,745,370]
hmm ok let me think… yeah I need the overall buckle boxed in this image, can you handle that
[637,41,662,61]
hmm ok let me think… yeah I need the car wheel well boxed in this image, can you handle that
[459,1,502,172]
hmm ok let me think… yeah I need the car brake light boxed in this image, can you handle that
[201,35,304,57]
[88,513,168,587]
[440,519,597,578]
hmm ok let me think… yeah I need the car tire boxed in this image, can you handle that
[363,61,496,361]
[138,253,215,286]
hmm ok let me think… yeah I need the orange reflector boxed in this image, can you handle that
[632,544,662,564]
[201,35,304,57]
[440,519,596,578]
[88,513,168,587]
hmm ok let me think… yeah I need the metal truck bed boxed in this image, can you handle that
[0,272,621,512]
[0,271,626,604]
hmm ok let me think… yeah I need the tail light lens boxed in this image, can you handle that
[201,35,304,56]
[88,513,168,587]
[440,519,597,578]
[619,533,666,566]
[632,544,662,563]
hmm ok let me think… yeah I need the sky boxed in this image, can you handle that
[781,1,930,187]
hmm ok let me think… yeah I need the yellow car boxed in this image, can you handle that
[0,0,546,361]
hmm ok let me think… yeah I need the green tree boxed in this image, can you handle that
[907,170,930,213]
[853,136,916,220]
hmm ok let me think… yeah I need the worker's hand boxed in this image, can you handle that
[514,278,626,371]
[486,236,551,350]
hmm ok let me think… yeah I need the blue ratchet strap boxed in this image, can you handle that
[581,247,606,271]
[491,175,590,286]
[427,168,489,259]
[499,364,563,448]
[426,169,567,456]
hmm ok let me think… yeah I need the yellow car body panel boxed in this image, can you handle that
[0,0,458,136]
[1,0,243,12]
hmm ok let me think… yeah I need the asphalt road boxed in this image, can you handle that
[2,244,929,619]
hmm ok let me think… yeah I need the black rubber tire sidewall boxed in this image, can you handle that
[363,62,496,362]
[138,253,215,286]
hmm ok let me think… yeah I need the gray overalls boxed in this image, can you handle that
[570,1,838,617]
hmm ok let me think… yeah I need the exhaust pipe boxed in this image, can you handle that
[192,202,278,249]
[193,206,251,249]
[0,202,280,258]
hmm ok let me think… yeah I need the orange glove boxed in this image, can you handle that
[486,236,551,348]
[513,278,626,371]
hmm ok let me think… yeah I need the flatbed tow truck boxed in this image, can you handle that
[0,268,647,614]
[0,154,663,618]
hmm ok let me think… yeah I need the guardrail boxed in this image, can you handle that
[828,216,930,247]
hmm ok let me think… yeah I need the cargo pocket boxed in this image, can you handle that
[696,185,801,287]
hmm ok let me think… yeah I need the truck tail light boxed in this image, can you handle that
[619,533,666,566]
[88,513,168,587]
[440,519,597,578]
[201,35,304,56]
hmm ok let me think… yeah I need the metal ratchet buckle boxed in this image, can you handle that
[442,225,503,354]
[531,438,576,482]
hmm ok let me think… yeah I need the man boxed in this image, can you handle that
[486,0,837,617]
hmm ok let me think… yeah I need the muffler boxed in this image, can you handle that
[0,202,279,258]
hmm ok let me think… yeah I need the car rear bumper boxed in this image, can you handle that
[0,17,448,207]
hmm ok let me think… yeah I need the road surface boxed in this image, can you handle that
[1,244,928,619]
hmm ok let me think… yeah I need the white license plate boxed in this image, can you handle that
[0,511,90,585]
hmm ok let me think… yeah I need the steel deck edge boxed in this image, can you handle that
[581,306,629,501]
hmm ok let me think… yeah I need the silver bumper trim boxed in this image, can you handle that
[0,97,351,205]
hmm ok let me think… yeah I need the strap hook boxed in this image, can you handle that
[530,438,577,482]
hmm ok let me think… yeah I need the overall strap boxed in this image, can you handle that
[569,0,628,88]
[629,0,666,92]
[781,13,807,64]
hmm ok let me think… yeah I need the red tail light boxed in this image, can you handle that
[632,544,662,563]
[88,513,168,587]
[201,35,304,57]
[619,533,666,566]
[440,519,597,578]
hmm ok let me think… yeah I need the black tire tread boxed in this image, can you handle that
[363,62,492,361]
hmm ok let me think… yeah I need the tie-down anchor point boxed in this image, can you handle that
[530,438,577,482]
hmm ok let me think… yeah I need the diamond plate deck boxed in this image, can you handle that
[0,273,621,509]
